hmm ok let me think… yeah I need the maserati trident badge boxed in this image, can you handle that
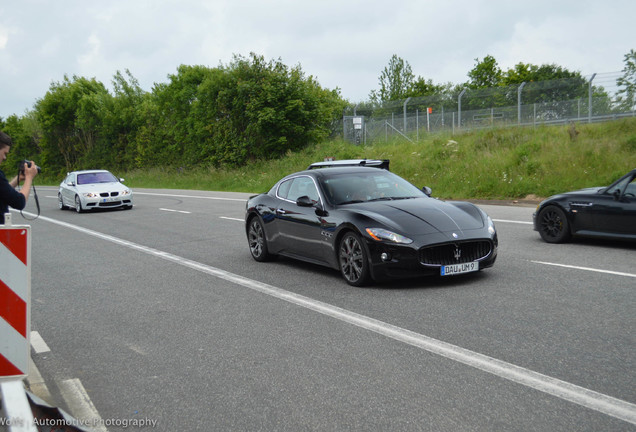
[454,246,462,261]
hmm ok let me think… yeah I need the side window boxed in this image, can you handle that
[625,178,636,197]
[277,179,293,200]
[606,175,634,197]
[287,177,320,204]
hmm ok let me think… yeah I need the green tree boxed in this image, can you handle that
[369,54,416,102]
[463,55,505,110]
[616,49,636,111]
[35,75,110,174]
[467,55,502,88]
[1,114,40,174]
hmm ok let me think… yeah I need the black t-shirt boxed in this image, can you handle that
[0,169,26,224]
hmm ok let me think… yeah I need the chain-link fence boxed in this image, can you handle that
[343,72,635,145]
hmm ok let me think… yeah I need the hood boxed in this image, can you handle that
[541,187,603,203]
[353,198,485,235]
[560,187,603,196]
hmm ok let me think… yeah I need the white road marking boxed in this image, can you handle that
[159,208,191,214]
[26,211,636,425]
[493,218,533,225]
[135,192,246,201]
[220,216,243,222]
[59,378,108,432]
[30,331,51,354]
[532,260,636,278]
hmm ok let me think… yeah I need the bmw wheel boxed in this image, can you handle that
[538,205,571,243]
[58,193,68,210]
[248,216,273,262]
[339,232,370,286]
[74,195,84,213]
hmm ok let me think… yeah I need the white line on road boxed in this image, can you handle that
[30,331,51,354]
[135,192,246,201]
[493,219,533,225]
[159,208,191,214]
[532,260,636,278]
[27,211,636,425]
[59,378,108,432]
[220,216,243,222]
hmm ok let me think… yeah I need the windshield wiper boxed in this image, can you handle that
[367,197,395,202]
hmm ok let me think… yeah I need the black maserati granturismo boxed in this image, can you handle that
[245,163,498,286]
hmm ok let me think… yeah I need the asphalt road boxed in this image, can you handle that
[14,186,636,431]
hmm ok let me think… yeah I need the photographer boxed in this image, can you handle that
[0,130,39,224]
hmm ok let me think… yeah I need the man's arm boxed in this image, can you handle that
[9,162,38,202]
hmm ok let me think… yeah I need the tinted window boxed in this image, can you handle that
[277,179,293,199]
[77,172,118,185]
[323,171,425,204]
[287,177,320,203]
[605,174,635,196]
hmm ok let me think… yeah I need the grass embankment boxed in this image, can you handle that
[122,118,636,199]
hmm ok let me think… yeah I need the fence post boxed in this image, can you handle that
[518,82,526,125]
[416,109,419,142]
[588,73,596,123]
[458,89,466,130]
[403,97,411,135]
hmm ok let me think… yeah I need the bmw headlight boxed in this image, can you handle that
[121,189,131,196]
[366,228,413,244]
[83,192,99,198]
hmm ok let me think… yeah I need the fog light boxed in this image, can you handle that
[381,252,391,262]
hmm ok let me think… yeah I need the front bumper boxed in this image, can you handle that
[365,237,498,282]
[82,195,133,210]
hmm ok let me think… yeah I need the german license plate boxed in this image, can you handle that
[441,261,479,276]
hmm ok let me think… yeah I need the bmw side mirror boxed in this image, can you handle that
[296,196,314,207]
[422,186,432,197]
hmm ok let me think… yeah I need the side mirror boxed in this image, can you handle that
[613,189,622,201]
[422,186,432,197]
[296,195,314,207]
[120,178,125,183]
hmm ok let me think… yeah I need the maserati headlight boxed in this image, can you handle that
[487,216,496,235]
[366,228,413,244]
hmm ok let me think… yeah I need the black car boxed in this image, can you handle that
[534,168,636,243]
[245,165,498,286]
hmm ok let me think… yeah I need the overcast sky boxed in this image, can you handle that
[1,0,634,119]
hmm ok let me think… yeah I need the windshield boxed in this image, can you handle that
[321,171,426,205]
[77,172,118,185]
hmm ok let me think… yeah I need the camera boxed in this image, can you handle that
[19,159,42,174]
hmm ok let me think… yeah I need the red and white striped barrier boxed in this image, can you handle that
[0,221,31,380]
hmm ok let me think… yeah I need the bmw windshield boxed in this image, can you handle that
[77,172,119,185]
